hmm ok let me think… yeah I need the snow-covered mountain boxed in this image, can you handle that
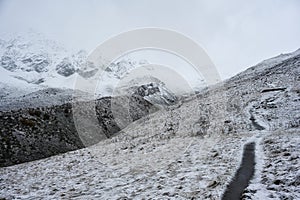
[115,76,178,107]
[0,32,179,167]
[0,32,96,92]
[1,32,184,102]
[0,46,299,199]
[0,32,186,112]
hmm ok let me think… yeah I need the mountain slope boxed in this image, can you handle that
[0,94,157,167]
[0,49,299,199]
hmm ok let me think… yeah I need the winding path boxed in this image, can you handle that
[250,115,265,130]
[222,142,256,200]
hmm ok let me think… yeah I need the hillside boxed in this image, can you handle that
[0,49,299,199]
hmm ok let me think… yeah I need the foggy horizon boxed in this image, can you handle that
[1,0,300,80]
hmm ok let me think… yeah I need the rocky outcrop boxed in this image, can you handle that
[56,58,75,77]
[0,103,83,167]
[133,82,178,106]
[0,95,156,167]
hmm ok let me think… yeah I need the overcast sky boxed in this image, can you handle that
[0,0,300,79]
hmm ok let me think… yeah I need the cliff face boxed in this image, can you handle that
[0,95,156,167]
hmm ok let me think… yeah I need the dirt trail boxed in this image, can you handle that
[250,114,265,130]
[222,142,256,200]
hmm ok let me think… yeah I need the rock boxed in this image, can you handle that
[273,179,282,185]
[56,58,75,77]
[283,152,291,156]
[212,152,219,158]
[207,180,218,188]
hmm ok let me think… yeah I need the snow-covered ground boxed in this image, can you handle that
[1,129,298,199]
[0,130,254,199]
[243,129,300,200]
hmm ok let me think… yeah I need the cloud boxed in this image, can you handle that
[0,0,299,79]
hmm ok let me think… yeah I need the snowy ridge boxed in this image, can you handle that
[231,48,300,81]
[0,31,93,91]
[256,48,300,68]
[1,32,206,100]
[115,76,178,107]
